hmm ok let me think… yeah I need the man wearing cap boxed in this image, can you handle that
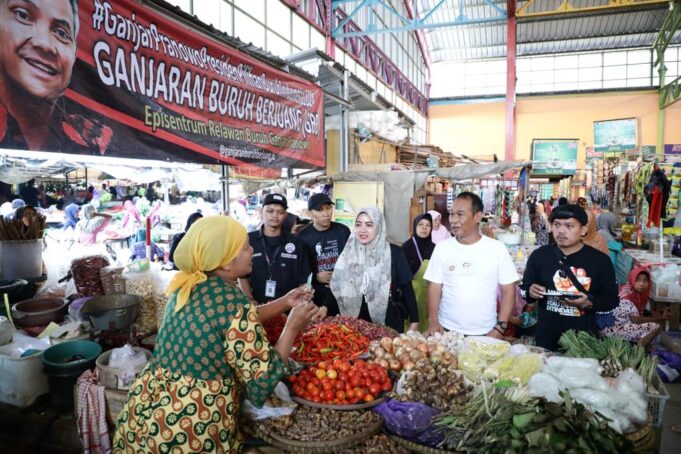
[239,193,311,305]
[296,193,351,315]
[520,204,618,351]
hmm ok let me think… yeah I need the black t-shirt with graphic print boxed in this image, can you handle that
[296,222,351,315]
[519,244,618,351]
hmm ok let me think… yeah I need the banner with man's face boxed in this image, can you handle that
[0,0,325,170]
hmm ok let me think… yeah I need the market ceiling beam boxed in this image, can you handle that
[331,0,507,39]
[653,0,681,66]
[660,75,681,108]
[516,0,670,20]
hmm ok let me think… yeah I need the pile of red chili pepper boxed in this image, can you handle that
[262,314,287,344]
[291,324,370,363]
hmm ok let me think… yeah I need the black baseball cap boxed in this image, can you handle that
[263,193,288,209]
[308,193,334,211]
[549,204,588,226]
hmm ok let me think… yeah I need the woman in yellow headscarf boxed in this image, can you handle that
[113,216,319,453]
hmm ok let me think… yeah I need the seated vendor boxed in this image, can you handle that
[601,267,668,346]
[75,204,112,245]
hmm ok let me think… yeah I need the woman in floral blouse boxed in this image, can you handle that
[113,216,319,453]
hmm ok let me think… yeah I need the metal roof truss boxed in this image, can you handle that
[331,0,507,38]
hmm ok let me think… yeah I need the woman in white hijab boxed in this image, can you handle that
[428,210,450,244]
[330,207,419,333]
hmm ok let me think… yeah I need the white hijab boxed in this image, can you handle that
[428,210,450,244]
[330,207,392,324]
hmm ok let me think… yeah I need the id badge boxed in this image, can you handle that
[265,280,277,298]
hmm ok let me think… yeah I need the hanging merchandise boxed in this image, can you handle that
[645,166,671,227]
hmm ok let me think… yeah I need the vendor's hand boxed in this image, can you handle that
[425,319,444,336]
[285,301,319,333]
[316,271,332,284]
[285,286,314,308]
[561,292,589,308]
[310,306,327,324]
[529,284,547,300]
[407,322,419,332]
[485,328,504,340]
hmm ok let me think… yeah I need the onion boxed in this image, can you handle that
[369,340,381,352]
[429,352,442,363]
[383,353,395,361]
[427,343,438,353]
[416,343,429,354]
[395,347,406,358]
[403,344,415,353]
[435,344,445,353]
[389,360,402,371]
[392,337,404,347]
[373,347,386,358]
[409,350,425,361]
[380,337,393,352]
[377,358,390,369]
[402,360,415,370]
[398,354,411,364]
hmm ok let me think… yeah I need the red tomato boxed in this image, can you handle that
[309,386,321,397]
[334,381,345,391]
[381,381,392,392]
[339,362,352,373]
[289,375,298,383]
[323,390,335,401]
[318,361,329,370]
[322,382,333,392]
[370,371,382,383]
[369,383,382,396]
[354,387,366,400]
[312,395,322,403]
[307,366,317,375]
[338,372,349,383]
[345,382,353,392]
[346,389,355,399]
[306,382,316,392]
[350,376,362,388]
[363,394,375,402]
[336,390,346,400]
[311,377,321,386]
[354,359,367,368]
[333,359,344,369]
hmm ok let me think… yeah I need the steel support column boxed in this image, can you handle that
[505,0,517,163]
[221,165,230,214]
[340,70,350,173]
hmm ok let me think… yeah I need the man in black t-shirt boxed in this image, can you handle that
[520,204,618,351]
[239,193,311,304]
[296,193,351,315]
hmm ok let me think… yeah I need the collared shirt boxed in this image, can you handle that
[246,226,311,304]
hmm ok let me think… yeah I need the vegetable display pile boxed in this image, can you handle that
[291,324,370,363]
[558,330,658,387]
[337,434,410,454]
[259,405,382,442]
[434,383,632,453]
[395,358,472,411]
[368,333,457,373]
[289,359,393,405]
[313,315,399,341]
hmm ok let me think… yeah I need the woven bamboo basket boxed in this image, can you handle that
[388,434,458,453]
[626,419,655,452]
[252,417,382,453]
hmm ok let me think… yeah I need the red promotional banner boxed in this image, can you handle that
[0,0,325,170]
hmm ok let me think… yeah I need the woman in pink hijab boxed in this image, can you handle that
[428,210,450,244]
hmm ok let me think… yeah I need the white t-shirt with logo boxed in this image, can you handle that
[423,235,519,334]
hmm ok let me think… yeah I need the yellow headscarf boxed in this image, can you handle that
[166,216,247,312]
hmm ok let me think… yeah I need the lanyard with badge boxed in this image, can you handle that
[261,237,281,298]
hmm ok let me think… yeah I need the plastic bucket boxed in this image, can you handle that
[0,279,29,317]
[42,340,101,408]
[0,240,43,280]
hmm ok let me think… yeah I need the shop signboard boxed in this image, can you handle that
[586,147,603,159]
[531,139,578,176]
[594,118,639,153]
[0,0,325,170]
[664,144,681,155]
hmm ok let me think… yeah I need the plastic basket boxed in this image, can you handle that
[647,374,670,427]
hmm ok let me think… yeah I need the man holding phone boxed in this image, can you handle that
[520,204,618,350]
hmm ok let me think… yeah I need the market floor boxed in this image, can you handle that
[660,381,681,454]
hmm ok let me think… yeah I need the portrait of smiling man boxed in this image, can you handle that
[0,0,111,153]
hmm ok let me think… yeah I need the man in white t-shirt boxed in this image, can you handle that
[424,192,518,338]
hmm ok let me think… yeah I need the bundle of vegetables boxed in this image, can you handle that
[394,358,472,411]
[434,383,632,453]
[368,333,457,373]
[291,324,370,363]
[482,353,543,385]
[529,357,649,434]
[558,330,658,387]
[313,315,399,340]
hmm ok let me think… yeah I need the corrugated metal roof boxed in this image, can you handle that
[420,0,676,63]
